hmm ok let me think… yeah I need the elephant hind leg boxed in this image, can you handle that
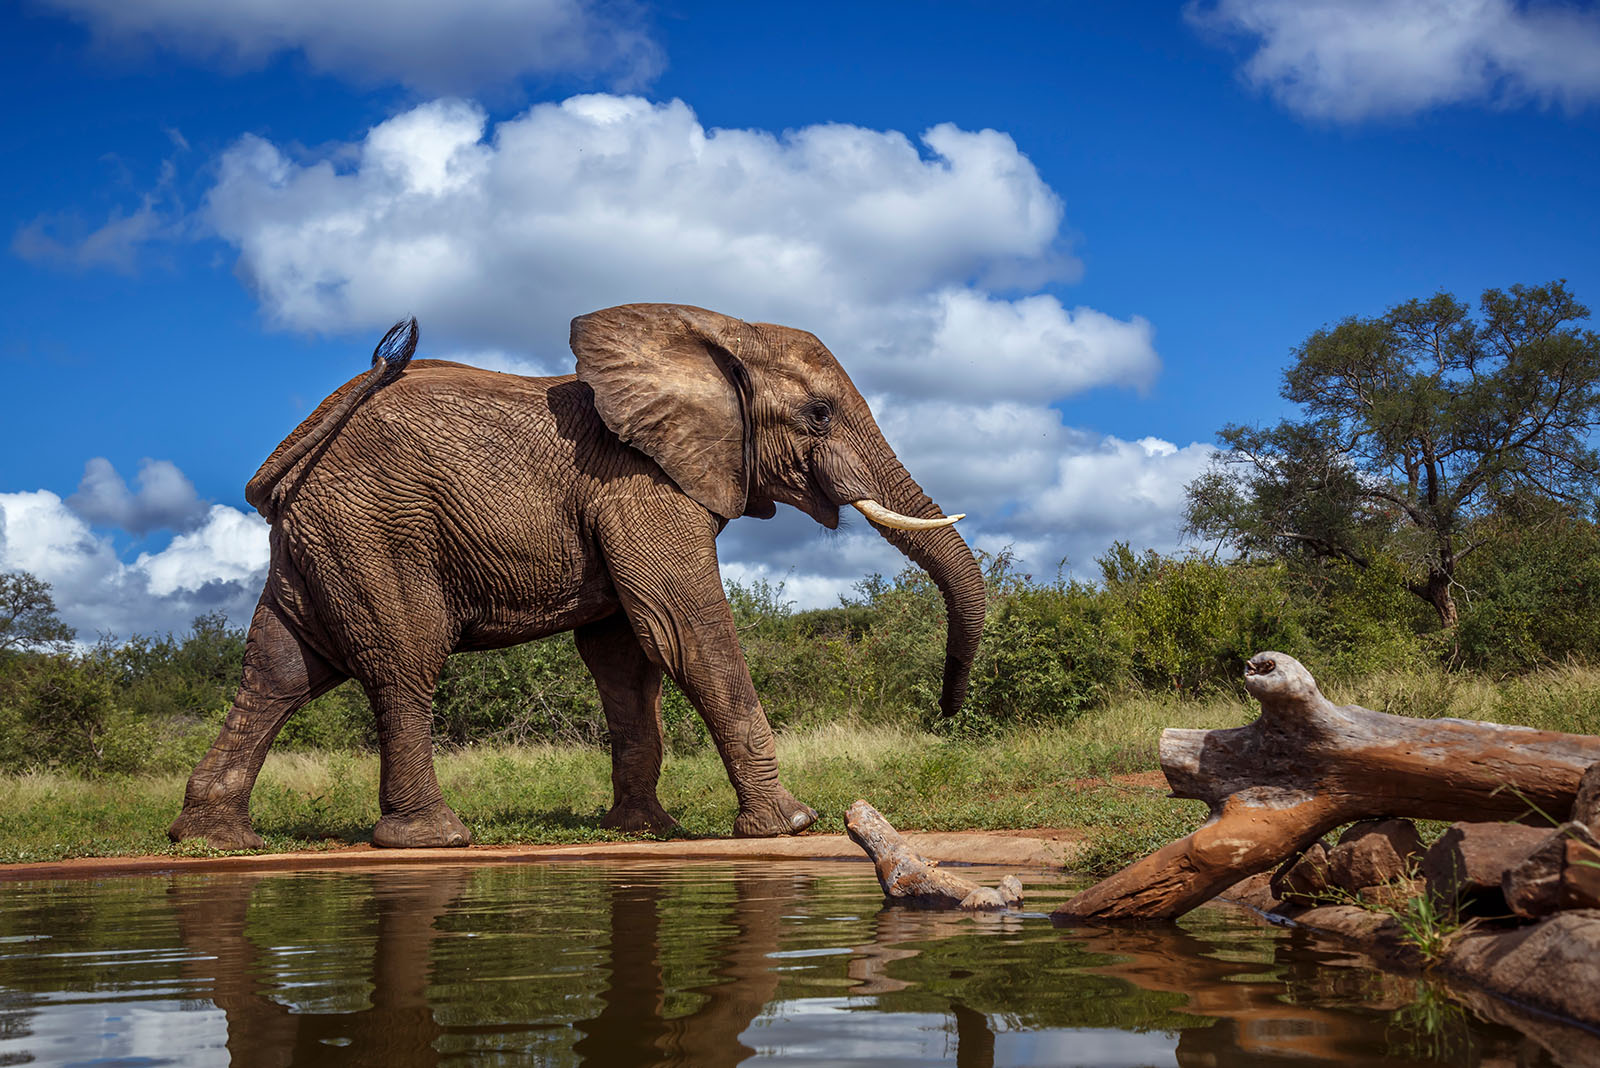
[360,659,470,849]
[169,597,345,850]
[576,613,678,834]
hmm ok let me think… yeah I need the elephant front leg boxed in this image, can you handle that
[601,517,817,838]
[719,711,817,838]
[575,614,678,833]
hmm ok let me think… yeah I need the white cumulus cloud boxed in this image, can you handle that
[35,0,661,94]
[13,95,1204,627]
[0,465,269,641]
[1017,435,1218,553]
[204,95,1083,359]
[1190,0,1600,120]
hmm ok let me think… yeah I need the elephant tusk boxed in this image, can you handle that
[851,498,965,531]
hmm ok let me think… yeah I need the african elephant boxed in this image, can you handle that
[168,304,984,849]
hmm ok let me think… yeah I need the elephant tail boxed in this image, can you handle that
[245,318,418,520]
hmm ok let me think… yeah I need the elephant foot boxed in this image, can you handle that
[168,807,265,851]
[733,787,817,838]
[601,798,679,834]
[372,802,472,848]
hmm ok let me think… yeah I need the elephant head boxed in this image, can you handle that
[571,303,985,717]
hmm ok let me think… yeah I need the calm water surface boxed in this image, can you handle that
[0,860,1593,1066]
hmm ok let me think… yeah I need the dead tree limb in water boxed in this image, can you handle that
[1055,652,1600,923]
[846,800,1022,910]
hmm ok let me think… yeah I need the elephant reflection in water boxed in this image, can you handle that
[846,906,1019,1068]
[168,866,824,1067]
[572,866,802,1066]
[571,868,1006,1068]
[169,871,466,1067]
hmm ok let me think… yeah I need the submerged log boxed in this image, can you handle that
[1055,652,1600,923]
[845,800,1023,910]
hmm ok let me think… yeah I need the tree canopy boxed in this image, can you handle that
[1185,281,1600,627]
[0,571,73,653]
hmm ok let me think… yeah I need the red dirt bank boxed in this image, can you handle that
[0,829,1085,883]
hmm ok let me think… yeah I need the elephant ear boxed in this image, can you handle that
[571,303,754,521]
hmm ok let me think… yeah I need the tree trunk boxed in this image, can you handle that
[1409,568,1458,628]
[1054,651,1600,923]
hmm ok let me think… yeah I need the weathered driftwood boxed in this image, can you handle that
[1055,652,1600,922]
[845,800,1023,910]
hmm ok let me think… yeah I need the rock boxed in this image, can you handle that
[1357,878,1422,912]
[1270,841,1333,903]
[1564,838,1600,910]
[1328,819,1424,893]
[1573,763,1600,834]
[1503,822,1600,919]
[997,875,1024,907]
[1221,871,1280,912]
[1443,910,1600,1027]
[1422,822,1551,916]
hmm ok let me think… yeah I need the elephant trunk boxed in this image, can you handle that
[863,464,986,719]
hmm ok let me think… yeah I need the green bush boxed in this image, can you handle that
[964,575,1128,731]
[432,635,604,747]
[1454,516,1600,672]
[279,682,375,752]
[0,652,115,772]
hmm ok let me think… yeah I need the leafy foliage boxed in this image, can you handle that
[1188,281,1600,627]
[0,572,73,653]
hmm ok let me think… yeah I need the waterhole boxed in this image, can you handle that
[0,861,1589,1066]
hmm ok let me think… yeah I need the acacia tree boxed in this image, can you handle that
[0,571,73,653]
[1186,282,1600,628]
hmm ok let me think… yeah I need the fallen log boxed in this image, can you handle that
[845,800,1023,910]
[1055,651,1600,923]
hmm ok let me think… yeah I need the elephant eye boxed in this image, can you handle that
[803,400,833,432]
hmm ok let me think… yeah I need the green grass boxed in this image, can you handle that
[3,663,1595,872]
[0,714,1220,870]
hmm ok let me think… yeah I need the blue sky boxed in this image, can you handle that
[3,0,1599,639]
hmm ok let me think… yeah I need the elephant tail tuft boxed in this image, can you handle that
[245,317,419,520]
[369,317,418,391]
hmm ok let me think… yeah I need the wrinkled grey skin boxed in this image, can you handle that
[168,304,986,849]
